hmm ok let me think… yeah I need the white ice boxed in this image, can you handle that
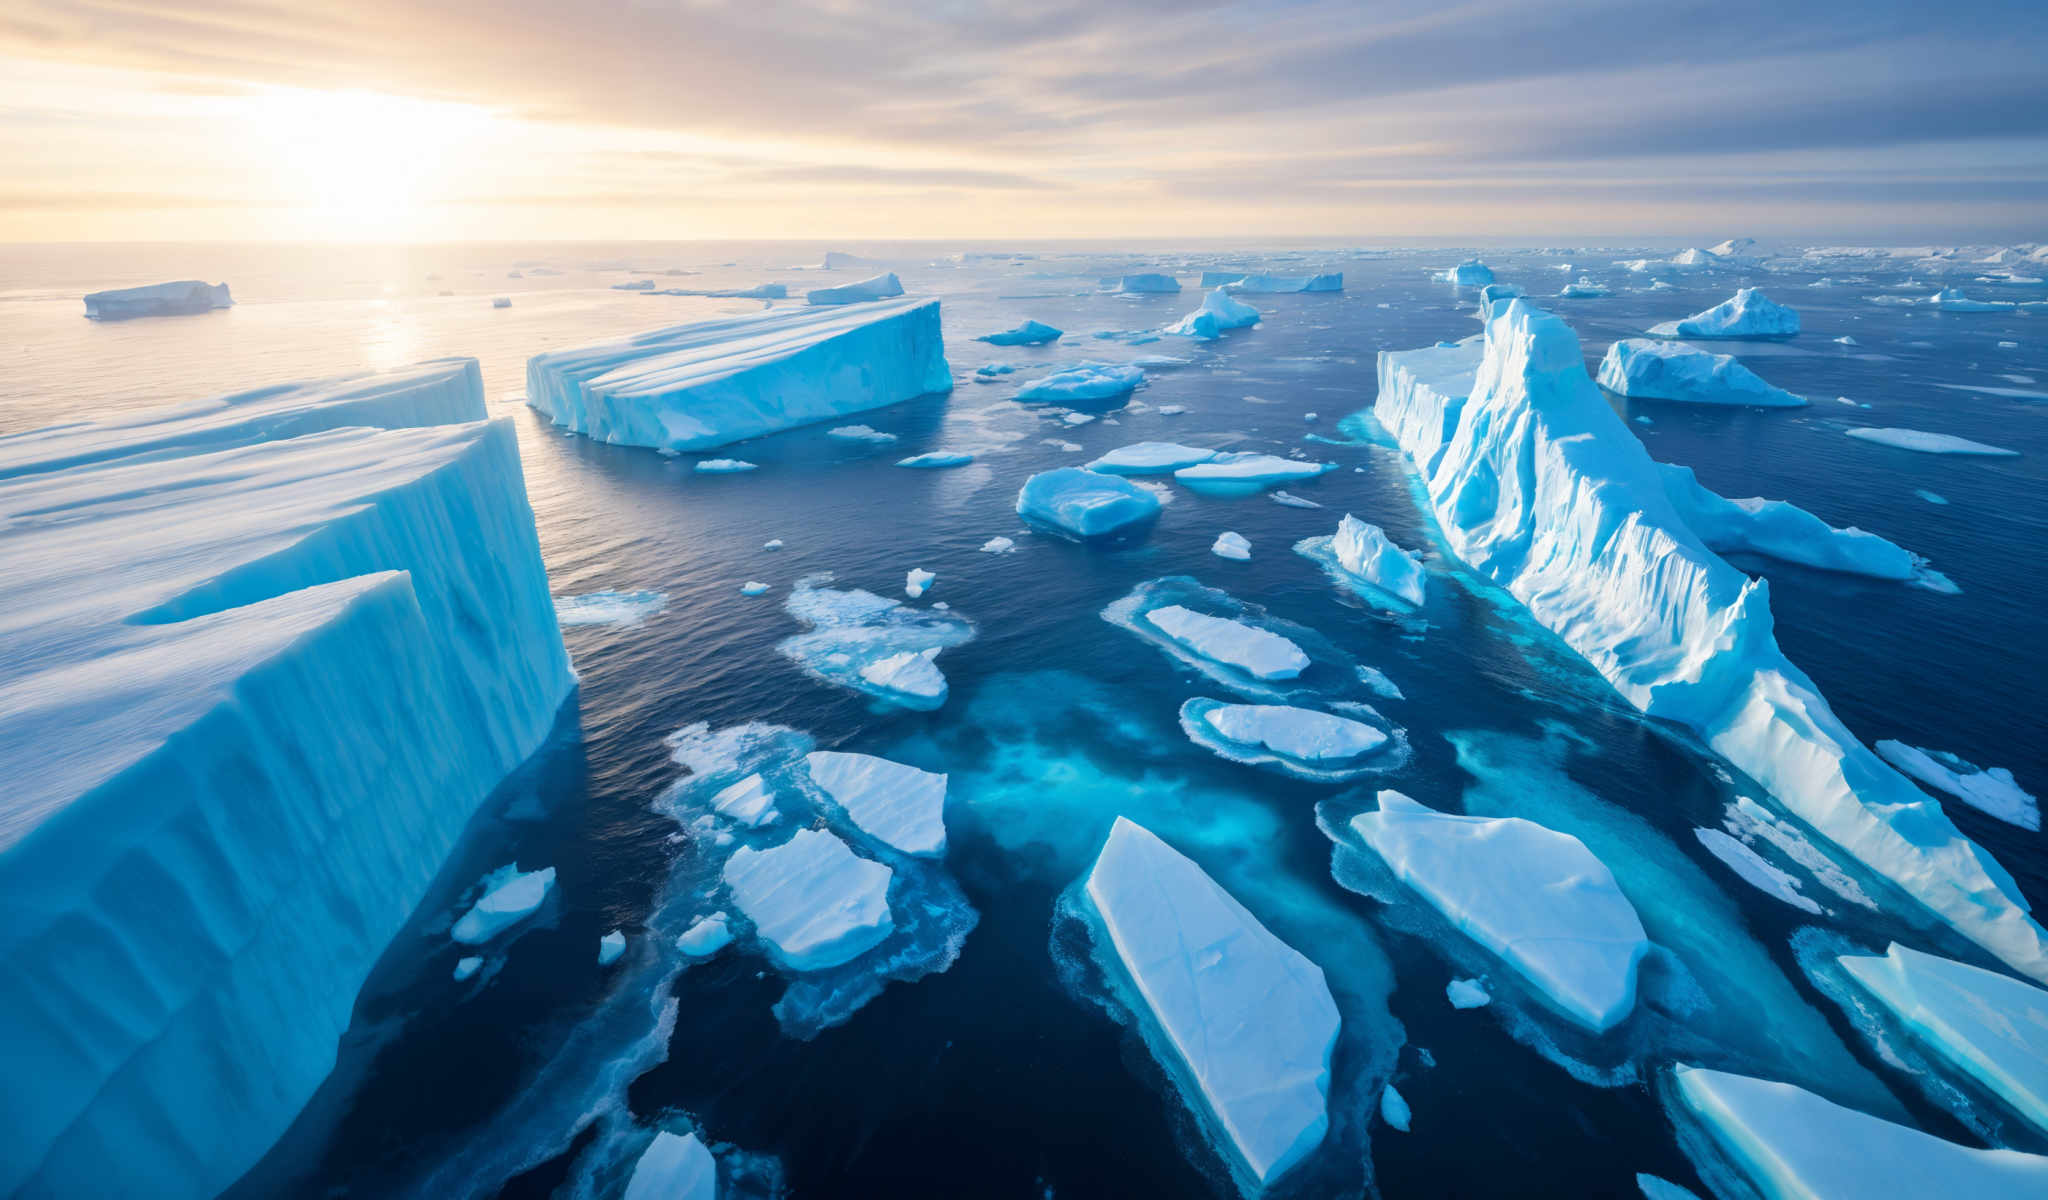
[1015,362,1146,404]
[1015,467,1163,538]
[1197,703,1387,762]
[453,866,558,944]
[977,319,1064,346]
[740,581,770,596]
[827,424,898,444]
[1845,427,2018,456]
[804,751,948,858]
[905,568,935,599]
[1212,531,1252,560]
[1648,288,1800,338]
[1597,340,1806,407]
[1875,742,2039,831]
[555,590,670,627]
[1379,1084,1411,1132]
[979,536,1016,553]
[1332,515,1427,608]
[622,1131,715,1200]
[83,280,232,320]
[1087,442,1218,474]
[695,458,757,473]
[711,773,779,827]
[776,576,974,710]
[1143,605,1311,681]
[721,828,894,971]
[1440,259,1495,286]
[806,272,905,305]
[677,913,734,960]
[1559,277,1611,298]
[1447,978,1491,1009]
[897,452,974,468]
[1351,791,1648,1032]
[1694,828,1820,914]
[1166,288,1261,339]
[599,930,627,966]
[1174,453,1332,490]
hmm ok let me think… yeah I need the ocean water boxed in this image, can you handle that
[4,241,2045,1198]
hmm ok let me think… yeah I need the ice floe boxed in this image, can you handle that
[896,451,974,468]
[806,271,905,305]
[676,913,733,959]
[1174,452,1333,495]
[905,568,935,599]
[710,773,779,827]
[1694,828,1820,914]
[1558,276,1611,298]
[722,829,894,971]
[826,424,898,444]
[1144,605,1310,681]
[453,865,557,944]
[1379,1084,1411,1132]
[776,575,975,710]
[1875,742,2039,830]
[620,1130,714,1200]
[694,458,756,473]
[1015,362,1146,405]
[1212,531,1251,560]
[555,590,669,627]
[1087,441,1218,474]
[1597,340,1806,407]
[804,751,948,858]
[1447,978,1491,1009]
[598,930,627,966]
[1845,427,2018,455]
[1016,467,1162,538]
[1179,699,1399,782]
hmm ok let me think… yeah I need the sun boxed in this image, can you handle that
[241,87,493,240]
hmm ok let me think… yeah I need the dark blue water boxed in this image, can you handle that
[8,242,2044,1198]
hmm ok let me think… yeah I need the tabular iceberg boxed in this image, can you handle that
[0,361,574,1200]
[1119,273,1182,293]
[1351,791,1649,1032]
[1080,818,1339,1188]
[1015,467,1162,538]
[1597,339,1807,407]
[721,829,895,971]
[1166,288,1261,339]
[977,319,1063,346]
[1672,1066,2048,1198]
[806,272,905,305]
[1440,259,1495,286]
[1875,742,2039,830]
[1144,605,1310,681]
[1087,442,1217,474]
[1649,288,1800,338]
[1839,943,2048,1136]
[1373,298,2048,985]
[526,298,951,452]
[1845,427,2018,456]
[82,279,232,320]
[804,751,948,858]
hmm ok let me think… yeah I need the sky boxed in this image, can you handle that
[2,0,2044,243]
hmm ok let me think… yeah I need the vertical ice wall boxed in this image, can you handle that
[1372,300,2048,986]
[0,362,575,1199]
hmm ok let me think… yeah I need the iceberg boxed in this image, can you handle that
[1174,453,1333,493]
[1440,259,1495,286]
[1086,441,1217,474]
[1447,978,1491,1009]
[1597,339,1807,407]
[621,1131,715,1200]
[1373,298,2048,985]
[1079,817,1339,1188]
[676,913,733,959]
[1928,288,2015,312]
[820,251,874,271]
[806,272,905,305]
[905,567,935,599]
[1119,273,1182,293]
[526,298,950,452]
[1875,742,2039,831]
[896,451,973,468]
[1015,467,1162,538]
[453,956,483,982]
[655,283,787,300]
[721,829,894,971]
[1015,362,1145,404]
[977,319,1063,346]
[776,576,974,710]
[1350,791,1649,1032]
[1144,605,1310,681]
[0,359,574,1200]
[598,930,627,966]
[612,279,657,290]
[804,751,948,857]
[1838,943,2048,1136]
[82,279,232,320]
[1845,427,2019,456]
[453,866,558,944]
[1671,1066,2048,1198]
[1558,277,1611,298]
[1166,288,1260,339]
[1379,1084,1411,1132]
[1330,514,1427,608]
[1211,531,1251,560]
[1231,273,1343,293]
[1648,288,1800,338]
[739,581,770,596]
[1656,462,1922,581]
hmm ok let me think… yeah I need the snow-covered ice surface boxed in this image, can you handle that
[1648,288,1800,338]
[803,751,948,857]
[1294,514,1427,611]
[1076,817,1340,1190]
[452,865,558,944]
[1179,698,1404,783]
[1087,441,1218,474]
[1175,452,1333,496]
[1875,741,2039,830]
[1597,339,1807,407]
[1845,426,2018,455]
[976,318,1063,346]
[1142,604,1310,681]
[526,298,951,451]
[1210,530,1251,560]
[723,828,895,971]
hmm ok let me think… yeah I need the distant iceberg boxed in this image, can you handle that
[1597,339,1807,407]
[806,272,905,305]
[977,319,1064,346]
[1648,287,1800,338]
[1558,276,1611,298]
[82,279,233,320]
[1439,259,1495,286]
[1015,467,1162,538]
[526,298,951,453]
[1118,273,1182,294]
[820,251,874,270]
[1078,817,1339,1189]
[1204,272,1343,293]
[1373,298,2048,985]
[1927,288,2015,312]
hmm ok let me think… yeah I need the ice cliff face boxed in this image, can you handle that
[526,299,952,453]
[0,361,574,1200]
[1373,300,2048,987]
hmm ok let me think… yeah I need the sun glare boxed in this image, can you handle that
[241,87,493,240]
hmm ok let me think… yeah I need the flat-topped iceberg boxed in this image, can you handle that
[1016,467,1162,538]
[1845,427,2018,456]
[805,751,948,857]
[1211,531,1251,560]
[1015,362,1145,404]
[1441,259,1495,286]
[806,271,904,305]
[1086,441,1217,474]
[1174,453,1333,494]
[1351,791,1648,1032]
[1180,699,1390,781]
[1597,339,1807,407]
[1649,288,1800,338]
[1374,299,2048,985]
[722,828,894,971]
[1876,742,2039,830]
[526,298,951,452]
[1080,818,1339,1188]
[1558,276,1610,298]
[776,576,974,710]
[1672,1066,2048,1197]
[1839,943,2048,1135]
[1331,514,1427,608]
[1119,273,1182,293]
[1166,288,1261,339]
[0,361,573,1200]
[977,319,1063,346]
[1144,604,1309,681]
[453,865,557,944]
[1228,272,1343,293]
[82,279,232,320]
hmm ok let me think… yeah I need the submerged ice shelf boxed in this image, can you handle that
[526,298,951,452]
[1372,299,2048,985]
[0,360,574,1200]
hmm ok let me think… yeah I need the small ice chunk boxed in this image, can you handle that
[977,319,1064,346]
[763,539,784,550]
[1352,792,1648,1032]
[1016,467,1162,538]
[1174,453,1332,489]
[622,1131,715,1200]
[1144,605,1310,680]
[1928,288,2015,312]
[1636,1175,1704,1200]
[453,866,557,944]
[492,297,512,309]
[1087,442,1218,475]
[677,913,734,959]
[1917,490,1948,505]
[979,536,1016,553]
[721,829,894,971]
[740,581,770,596]
[1331,515,1427,608]
[827,424,898,444]
[1063,411,1096,426]
[860,647,946,702]
[1694,827,1820,913]
[1648,288,1800,338]
[1440,259,1495,286]
[1835,335,1859,345]
[897,451,974,468]
[1270,491,1322,509]
[805,750,948,857]
[1158,404,1188,415]
[711,773,779,827]
[1016,362,1146,403]
[695,458,758,473]
[453,956,483,982]
[598,929,627,966]
[1558,276,1610,298]
[1212,531,1252,560]
[1446,978,1491,1009]
[1845,428,2018,456]
[1875,741,2039,830]
[905,568,935,599]
[1379,1084,1411,1132]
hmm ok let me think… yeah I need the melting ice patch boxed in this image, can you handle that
[775,574,975,710]
[1175,453,1334,496]
[1845,427,2019,456]
[555,590,669,627]
[1179,698,1406,783]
